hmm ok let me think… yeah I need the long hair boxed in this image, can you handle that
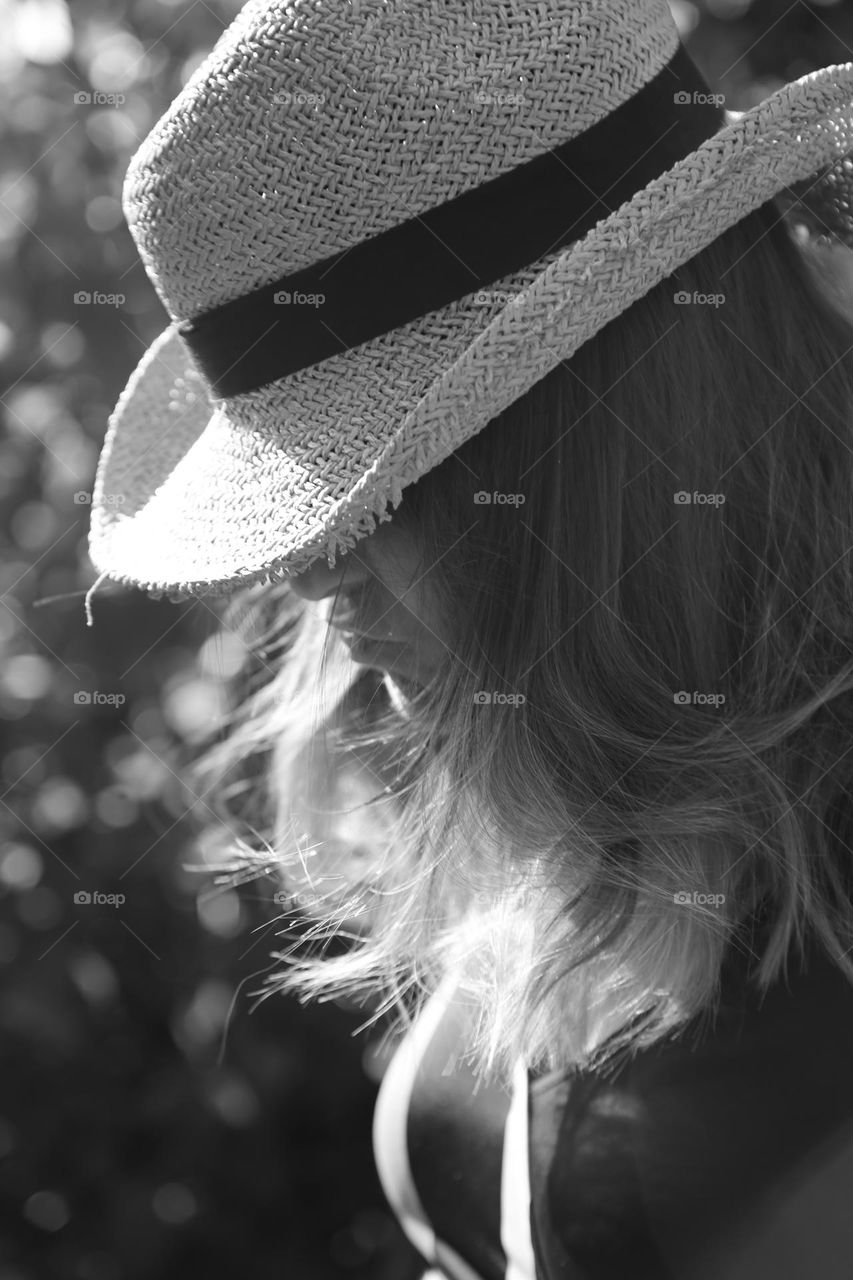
[187,200,853,1087]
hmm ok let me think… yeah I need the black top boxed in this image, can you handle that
[398,919,853,1280]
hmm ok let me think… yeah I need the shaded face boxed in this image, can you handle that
[287,519,447,693]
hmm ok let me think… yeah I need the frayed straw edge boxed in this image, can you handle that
[83,472,405,627]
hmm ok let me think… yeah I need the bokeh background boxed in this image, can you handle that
[2,1,853,1277]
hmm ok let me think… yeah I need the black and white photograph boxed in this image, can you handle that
[3,0,853,1277]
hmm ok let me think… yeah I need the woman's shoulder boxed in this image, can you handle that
[530,926,853,1280]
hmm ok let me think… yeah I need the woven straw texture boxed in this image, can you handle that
[87,0,853,608]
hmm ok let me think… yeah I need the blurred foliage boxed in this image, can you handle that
[2,0,853,1277]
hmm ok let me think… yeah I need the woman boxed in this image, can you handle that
[85,0,853,1275]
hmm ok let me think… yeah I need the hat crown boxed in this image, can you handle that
[123,0,680,323]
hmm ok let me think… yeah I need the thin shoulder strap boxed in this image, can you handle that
[501,1057,538,1280]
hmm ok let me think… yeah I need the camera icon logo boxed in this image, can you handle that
[673,92,690,105]
[74,691,92,705]
[73,291,92,304]
[73,491,91,504]
[74,890,92,904]
[673,891,691,904]
[673,491,691,504]
[472,691,492,704]
[673,691,691,705]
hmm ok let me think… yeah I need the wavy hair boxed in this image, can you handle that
[188,200,853,1087]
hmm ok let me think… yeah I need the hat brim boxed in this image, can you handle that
[88,62,853,601]
[88,287,510,598]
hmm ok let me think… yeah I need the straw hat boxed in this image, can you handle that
[84,0,853,624]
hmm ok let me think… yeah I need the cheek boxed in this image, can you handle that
[369,533,441,635]
[387,582,434,633]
